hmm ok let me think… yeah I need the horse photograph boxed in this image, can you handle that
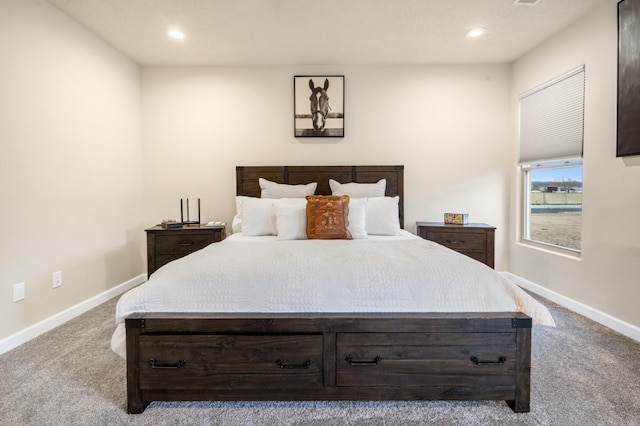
[294,75,344,137]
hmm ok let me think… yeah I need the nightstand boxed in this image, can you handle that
[146,224,226,276]
[416,222,496,268]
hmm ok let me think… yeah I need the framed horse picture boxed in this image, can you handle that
[294,75,344,137]
[617,0,640,157]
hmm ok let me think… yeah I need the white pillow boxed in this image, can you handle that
[259,178,317,198]
[238,197,308,236]
[231,214,242,234]
[329,178,386,198]
[347,198,368,239]
[232,196,244,233]
[274,202,307,240]
[366,196,400,235]
[239,196,277,236]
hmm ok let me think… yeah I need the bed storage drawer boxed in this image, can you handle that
[336,332,516,387]
[138,334,323,390]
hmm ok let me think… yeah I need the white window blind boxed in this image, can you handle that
[518,66,585,164]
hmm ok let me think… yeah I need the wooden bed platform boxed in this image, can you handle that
[125,165,532,414]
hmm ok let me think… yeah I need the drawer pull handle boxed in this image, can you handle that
[445,239,465,244]
[470,356,506,366]
[346,354,382,366]
[276,359,314,369]
[177,242,195,246]
[149,359,186,369]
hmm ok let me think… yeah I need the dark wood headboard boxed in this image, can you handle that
[236,165,404,228]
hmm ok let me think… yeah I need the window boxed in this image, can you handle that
[522,160,582,252]
[518,66,584,253]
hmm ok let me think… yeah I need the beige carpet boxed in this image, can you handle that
[0,294,639,425]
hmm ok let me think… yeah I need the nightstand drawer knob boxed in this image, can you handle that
[446,239,465,244]
[177,241,195,246]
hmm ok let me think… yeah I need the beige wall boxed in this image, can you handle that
[509,0,640,329]
[140,65,512,261]
[0,0,144,341]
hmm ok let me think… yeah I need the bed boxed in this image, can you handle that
[114,165,554,414]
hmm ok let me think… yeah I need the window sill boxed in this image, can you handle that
[517,239,582,260]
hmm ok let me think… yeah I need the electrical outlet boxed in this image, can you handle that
[53,271,62,288]
[13,282,25,302]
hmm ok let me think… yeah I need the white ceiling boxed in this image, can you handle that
[46,0,610,66]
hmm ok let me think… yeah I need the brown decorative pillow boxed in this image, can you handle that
[305,195,353,240]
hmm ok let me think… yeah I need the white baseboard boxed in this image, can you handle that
[0,273,146,356]
[503,272,640,343]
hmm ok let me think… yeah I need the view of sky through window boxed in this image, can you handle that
[528,161,582,183]
[531,167,582,182]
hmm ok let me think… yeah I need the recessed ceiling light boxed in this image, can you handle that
[168,29,185,40]
[465,28,487,38]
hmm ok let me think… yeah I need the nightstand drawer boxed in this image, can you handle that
[416,222,495,268]
[155,233,217,254]
[426,232,486,251]
[154,254,191,271]
[146,225,226,276]
[458,250,488,265]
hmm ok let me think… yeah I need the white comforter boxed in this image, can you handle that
[111,232,554,358]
